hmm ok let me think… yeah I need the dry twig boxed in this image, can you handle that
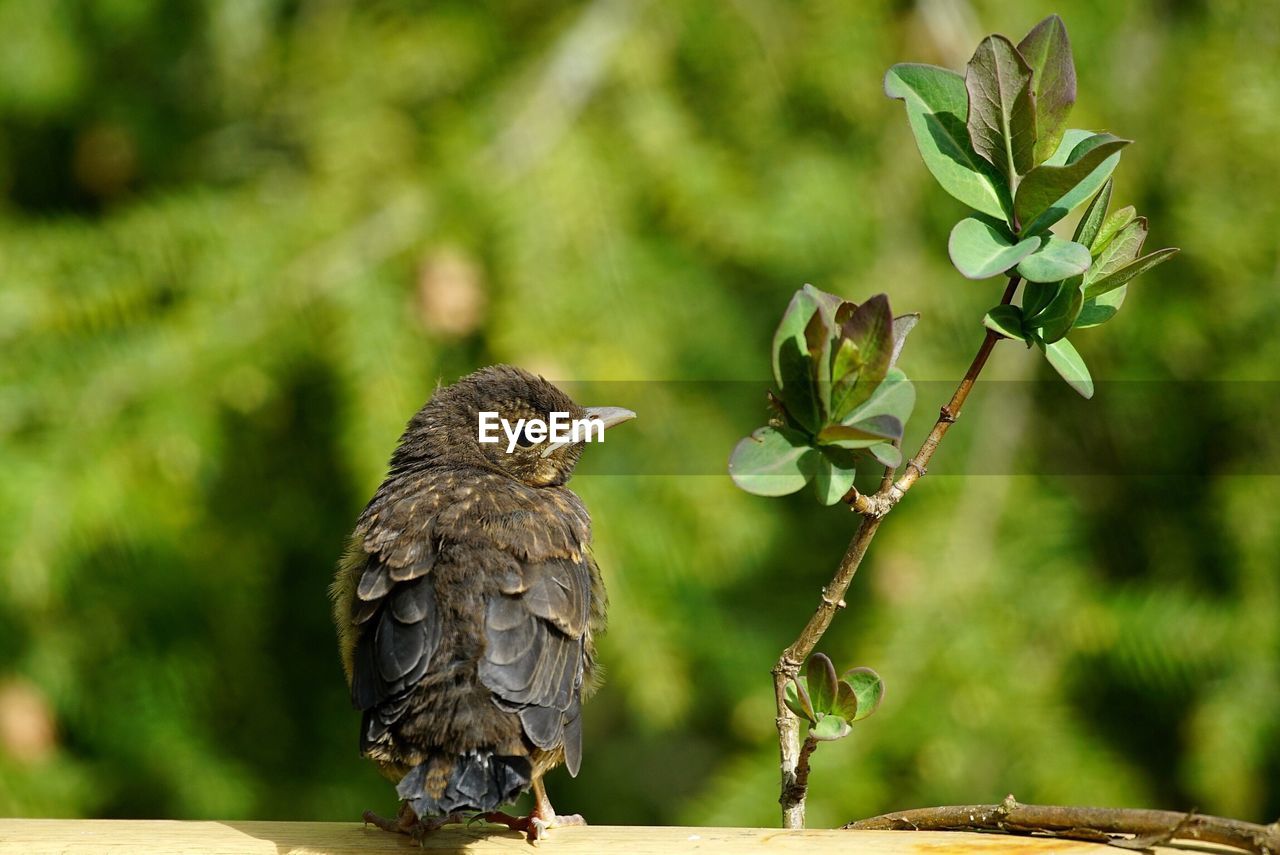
[845,794,1280,855]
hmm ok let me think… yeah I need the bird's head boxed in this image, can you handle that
[390,365,635,487]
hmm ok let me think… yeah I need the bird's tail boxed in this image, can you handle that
[396,750,531,817]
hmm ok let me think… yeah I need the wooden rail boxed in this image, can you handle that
[0,820,1212,854]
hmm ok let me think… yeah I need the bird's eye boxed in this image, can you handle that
[515,426,538,448]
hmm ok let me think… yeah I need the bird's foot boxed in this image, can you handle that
[362,804,416,835]
[479,809,586,843]
[363,803,465,839]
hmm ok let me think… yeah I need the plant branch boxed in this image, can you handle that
[774,277,1020,828]
[780,735,820,812]
[773,513,882,827]
[878,275,1020,510]
[845,276,1020,515]
[845,795,1280,855]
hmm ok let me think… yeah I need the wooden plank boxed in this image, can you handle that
[0,820,1156,854]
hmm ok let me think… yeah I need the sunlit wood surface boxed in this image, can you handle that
[0,819,1206,854]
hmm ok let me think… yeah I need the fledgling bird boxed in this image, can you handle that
[331,365,633,841]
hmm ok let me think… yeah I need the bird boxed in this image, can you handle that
[330,365,634,841]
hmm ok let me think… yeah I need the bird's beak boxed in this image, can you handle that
[584,406,637,430]
[541,406,636,457]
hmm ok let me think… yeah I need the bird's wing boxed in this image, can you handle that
[340,469,598,774]
[471,484,597,776]
[344,471,452,717]
[478,552,595,775]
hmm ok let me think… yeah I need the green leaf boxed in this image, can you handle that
[806,654,838,715]
[812,451,856,506]
[965,35,1036,187]
[1074,286,1126,329]
[1017,15,1077,164]
[884,63,1011,220]
[833,681,859,721]
[1032,277,1084,343]
[835,295,894,384]
[804,304,833,357]
[1084,248,1179,300]
[842,667,885,722]
[1021,280,1059,320]
[771,289,823,433]
[1084,218,1147,288]
[948,215,1040,279]
[804,310,834,422]
[829,338,858,407]
[830,294,893,420]
[1014,134,1129,235]
[784,677,817,723]
[844,368,915,428]
[890,313,919,367]
[1023,280,1063,324]
[772,288,815,389]
[818,416,902,448]
[983,304,1026,340]
[1040,337,1094,398]
[1091,205,1137,254]
[728,426,817,496]
[810,713,852,742]
[1073,179,1112,249]
[1041,128,1093,166]
[867,442,902,469]
[802,282,846,319]
[1016,236,1092,283]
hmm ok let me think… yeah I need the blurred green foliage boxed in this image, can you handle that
[1,0,1278,829]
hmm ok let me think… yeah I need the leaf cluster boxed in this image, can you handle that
[729,285,918,504]
[885,15,1177,397]
[982,180,1179,397]
[784,653,885,742]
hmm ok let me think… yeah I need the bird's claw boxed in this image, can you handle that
[363,806,466,840]
[478,811,531,835]
[362,808,414,835]
[479,810,586,843]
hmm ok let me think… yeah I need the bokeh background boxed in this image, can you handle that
[2,0,1279,828]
